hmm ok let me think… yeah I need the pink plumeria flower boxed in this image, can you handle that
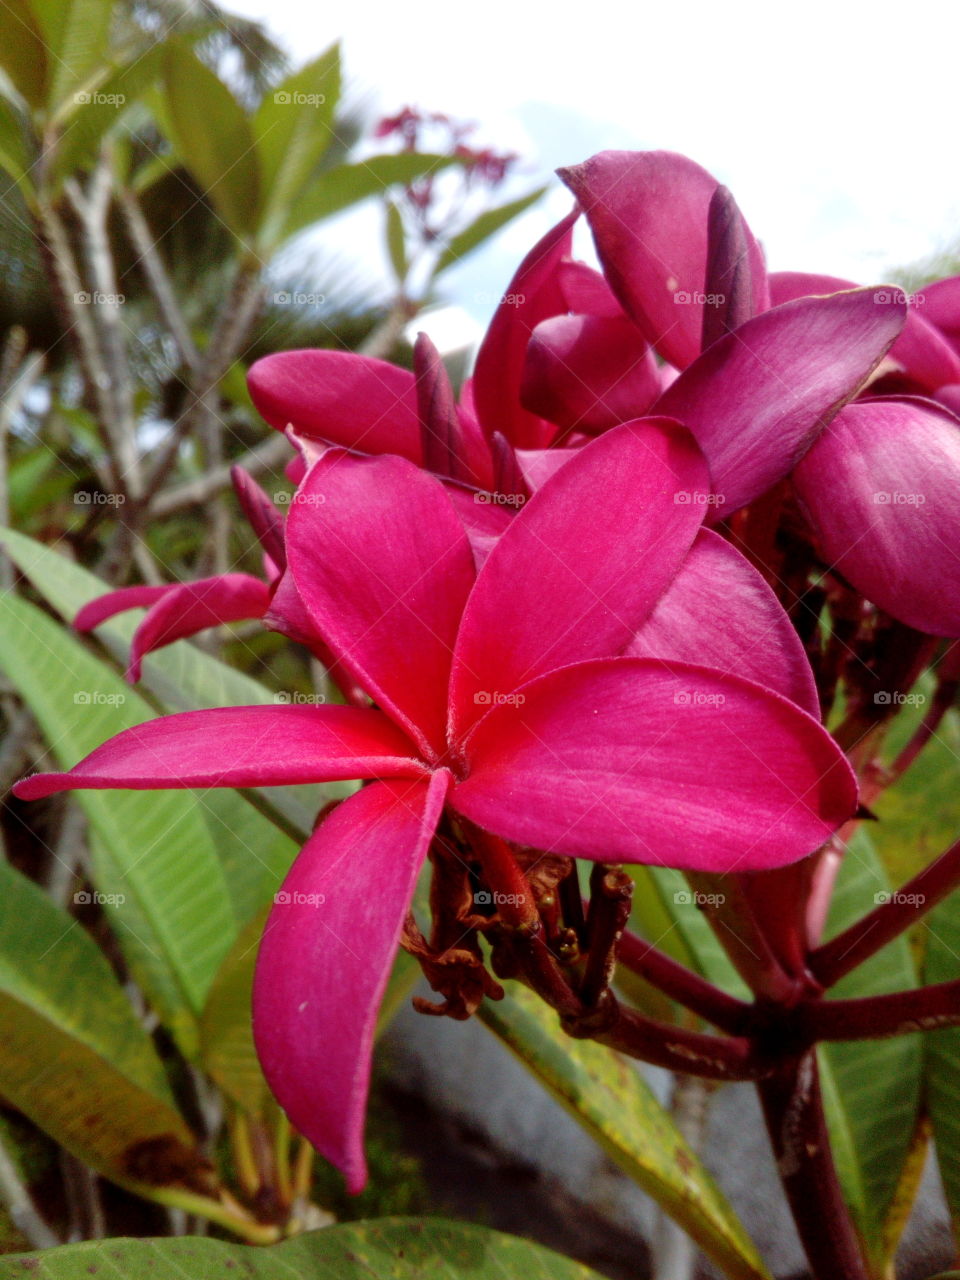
[15,421,856,1191]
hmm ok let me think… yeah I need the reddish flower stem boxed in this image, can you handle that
[616,930,752,1035]
[465,825,539,931]
[810,834,960,988]
[757,1051,870,1280]
[801,979,960,1041]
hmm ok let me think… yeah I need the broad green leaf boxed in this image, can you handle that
[253,46,339,247]
[0,1218,608,1279]
[31,0,114,113]
[433,188,546,276]
[478,983,771,1280]
[162,41,260,236]
[0,859,202,1190]
[278,153,453,245]
[385,199,407,282]
[923,875,960,1241]
[200,912,271,1117]
[818,828,922,1273]
[0,0,47,109]
[49,46,165,185]
[0,594,236,1025]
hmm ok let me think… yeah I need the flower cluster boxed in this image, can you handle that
[16,148,960,1195]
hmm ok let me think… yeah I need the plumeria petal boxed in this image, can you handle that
[453,658,856,871]
[125,574,272,682]
[448,419,708,738]
[13,705,427,800]
[231,466,287,570]
[248,350,422,464]
[287,452,476,759]
[472,208,579,449]
[74,585,171,632]
[655,290,906,515]
[627,529,821,716]
[793,397,960,635]
[556,260,624,318]
[769,271,960,392]
[252,770,450,1193]
[521,314,660,434]
[559,150,767,370]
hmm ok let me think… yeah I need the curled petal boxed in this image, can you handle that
[126,575,272,682]
[656,289,906,515]
[521,314,660,433]
[248,350,422,464]
[794,397,960,635]
[13,705,428,800]
[453,658,856,872]
[559,150,767,370]
[74,585,171,633]
[253,770,450,1192]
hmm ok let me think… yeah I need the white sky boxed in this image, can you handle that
[227,0,960,324]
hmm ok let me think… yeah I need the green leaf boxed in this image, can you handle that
[385,199,407,282]
[0,0,48,109]
[31,0,114,113]
[200,912,271,1117]
[278,153,453,245]
[478,984,771,1280]
[433,188,546,276]
[252,45,340,248]
[161,40,260,236]
[49,46,166,185]
[0,1219,610,1279]
[0,593,236,1028]
[0,859,203,1190]
[0,93,35,196]
[818,828,922,1272]
[923,874,960,1240]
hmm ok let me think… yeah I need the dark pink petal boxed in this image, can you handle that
[656,290,906,515]
[521,314,660,433]
[794,398,960,635]
[453,658,856,872]
[557,260,623,318]
[769,272,960,393]
[248,351,422,464]
[559,151,767,370]
[231,466,286,569]
[701,185,764,349]
[919,276,960,348]
[514,446,578,491]
[444,484,514,570]
[287,452,476,759]
[253,770,450,1193]
[449,419,708,738]
[414,333,494,488]
[74,585,171,633]
[472,208,578,449]
[126,575,272,682]
[13,705,428,800]
[627,529,820,716]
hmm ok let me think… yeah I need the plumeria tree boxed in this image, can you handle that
[5,61,960,1280]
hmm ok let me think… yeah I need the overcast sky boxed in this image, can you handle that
[226,0,960,327]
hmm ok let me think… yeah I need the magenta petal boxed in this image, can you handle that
[472,208,579,449]
[453,658,856,872]
[286,452,476,758]
[444,485,514,570]
[449,419,708,737]
[627,529,820,716]
[559,151,767,370]
[13,705,428,800]
[656,289,906,515]
[918,276,960,348]
[794,398,960,635]
[557,260,624,318]
[231,467,286,570]
[769,272,960,392]
[521,314,660,433]
[126,575,272,682]
[247,351,422,464]
[74,585,171,632]
[253,770,450,1193]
